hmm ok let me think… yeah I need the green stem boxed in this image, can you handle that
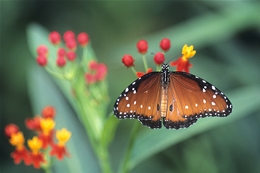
[130,67,137,76]
[71,80,113,173]
[142,55,148,71]
[97,145,113,173]
[118,121,140,173]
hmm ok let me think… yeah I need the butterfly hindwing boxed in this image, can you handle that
[163,71,232,128]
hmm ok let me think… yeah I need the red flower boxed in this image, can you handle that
[29,152,45,169]
[56,56,66,67]
[160,38,171,52]
[122,54,134,67]
[67,51,76,61]
[85,73,96,84]
[88,60,98,70]
[65,39,77,51]
[136,40,148,54]
[42,106,56,119]
[63,30,75,42]
[36,45,48,56]
[57,48,66,57]
[25,116,42,131]
[50,144,70,160]
[77,32,89,46]
[11,147,31,165]
[136,68,153,78]
[85,62,108,84]
[96,63,107,81]
[49,31,61,45]
[153,52,165,65]
[36,55,47,66]
[5,124,19,138]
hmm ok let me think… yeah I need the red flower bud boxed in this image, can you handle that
[88,60,98,70]
[136,40,148,54]
[5,124,19,138]
[65,39,77,50]
[67,51,76,61]
[154,52,165,65]
[85,73,96,84]
[160,38,171,52]
[57,48,66,57]
[49,31,61,45]
[56,56,66,67]
[77,32,89,46]
[122,54,134,67]
[63,30,75,42]
[96,63,107,81]
[36,45,48,56]
[36,55,48,66]
[42,106,56,119]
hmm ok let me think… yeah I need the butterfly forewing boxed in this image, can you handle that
[114,72,162,128]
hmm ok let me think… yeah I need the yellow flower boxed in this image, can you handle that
[28,136,42,154]
[181,44,196,61]
[9,131,24,149]
[56,128,71,146]
[40,118,55,135]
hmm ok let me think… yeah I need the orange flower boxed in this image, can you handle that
[50,128,71,160]
[38,118,55,149]
[9,132,31,165]
[170,44,196,73]
[136,68,153,78]
[27,136,45,168]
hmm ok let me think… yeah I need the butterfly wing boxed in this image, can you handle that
[113,72,162,128]
[163,72,232,129]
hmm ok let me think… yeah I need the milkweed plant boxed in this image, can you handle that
[4,25,196,173]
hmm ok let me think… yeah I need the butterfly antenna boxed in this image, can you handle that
[166,54,181,64]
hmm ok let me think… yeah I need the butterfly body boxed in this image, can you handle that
[113,64,232,129]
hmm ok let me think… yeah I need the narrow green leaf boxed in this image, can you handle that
[129,85,260,170]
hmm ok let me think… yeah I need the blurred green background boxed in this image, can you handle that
[1,1,260,173]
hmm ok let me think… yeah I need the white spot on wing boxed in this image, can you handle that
[211,102,216,106]
[125,88,129,92]
[127,103,130,107]
[203,99,206,104]
[185,105,189,109]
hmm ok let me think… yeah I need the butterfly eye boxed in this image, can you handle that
[114,64,232,129]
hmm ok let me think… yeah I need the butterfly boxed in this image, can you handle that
[113,64,232,129]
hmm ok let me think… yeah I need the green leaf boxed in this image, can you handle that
[128,85,260,170]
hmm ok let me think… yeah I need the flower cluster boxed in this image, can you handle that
[121,38,196,77]
[36,30,107,85]
[5,106,71,169]
[85,60,108,84]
